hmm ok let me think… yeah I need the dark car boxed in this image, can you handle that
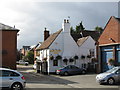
[56,65,86,76]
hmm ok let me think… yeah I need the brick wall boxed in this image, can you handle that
[1,30,18,69]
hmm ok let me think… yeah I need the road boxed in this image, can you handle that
[17,65,120,90]
[17,65,72,89]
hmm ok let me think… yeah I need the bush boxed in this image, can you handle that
[69,58,74,62]
[56,55,62,60]
[91,58,97,63]
[23,51,34,64]
[63,58,68,62]
[81,55,85,59]
[87,55,91,58]
[74,55,79,59]
[50,56,54,60]
[43,57,47,61]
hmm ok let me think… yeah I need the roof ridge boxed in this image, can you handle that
[37,29,62,50]
[77,36,89,47]
[0,23,17,30]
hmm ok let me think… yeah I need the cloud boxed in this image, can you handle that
[0,2,118,49]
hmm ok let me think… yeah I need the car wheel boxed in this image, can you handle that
[25,64,28,66]
[82,70,86,74]
[11,83,23,90]
[107,78,115,85]
[64,72,69,76]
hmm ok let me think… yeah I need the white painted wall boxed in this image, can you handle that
[77,36,96,68]
[49,30,63,72]
[39,19,96,73]
[48,19,79,72]
[62,19,78,58]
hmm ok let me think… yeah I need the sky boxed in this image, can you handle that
[0,0,119,49]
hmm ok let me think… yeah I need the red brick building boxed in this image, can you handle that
[98,16,120,72]
[0,23,19,69]
[21,46,30,57]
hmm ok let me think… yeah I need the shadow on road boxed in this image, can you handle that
[25,72,77,85]
[17,65,77,85]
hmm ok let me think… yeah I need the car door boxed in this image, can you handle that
[68,66,75,74]
[2,70,15,88]
[64,66,73,74]
[115,69,120,82]
[71,66,80,74]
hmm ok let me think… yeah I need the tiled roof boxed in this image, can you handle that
[80,30,100,41]
[71,34,82,42]
[77,36,89,46]
[71,30,100,41]
[37,29,62,50]
[0,23,18,30]
[38,29,99,50]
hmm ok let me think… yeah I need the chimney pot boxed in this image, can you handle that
[45,27,47,31]
[64,19,66,23]
[67,20,69,23]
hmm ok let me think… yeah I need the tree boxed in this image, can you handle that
[17,50,24,61]
[70,27,75,34]
[70,21,85,35]
[24,51,34,64]
[95,26,103,34]
[76,21,85,33]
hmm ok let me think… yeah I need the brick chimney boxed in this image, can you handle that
[44,27,50,41]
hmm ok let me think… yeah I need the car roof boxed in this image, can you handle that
[116,66,120,68]
[0,68,13,71]
[64,65,79,67]
[0,68,21,75]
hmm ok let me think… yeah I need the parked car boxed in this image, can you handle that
[0,68,26,90]
[56,65,86,76]
[96,66,120,85]
[17,60,29,66]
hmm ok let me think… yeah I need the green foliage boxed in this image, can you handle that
[70,21,85,34]
[63,58,68,62]
[70,27,76,34]
[81,55,85,59]
[91,58,97,63]
[56,55,62,60]
[24,51,34,64]
[74,55,79,59]
[94,26,103,34]
[87,55,91,58]
[43,57,47,61]
[69,58,74,62]
[76,21,85,33]
[50,56,54,60]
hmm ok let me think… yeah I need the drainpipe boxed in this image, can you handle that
[113,46,116,65]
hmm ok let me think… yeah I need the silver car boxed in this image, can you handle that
[96,66,120,85]
[0,68,26,90]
